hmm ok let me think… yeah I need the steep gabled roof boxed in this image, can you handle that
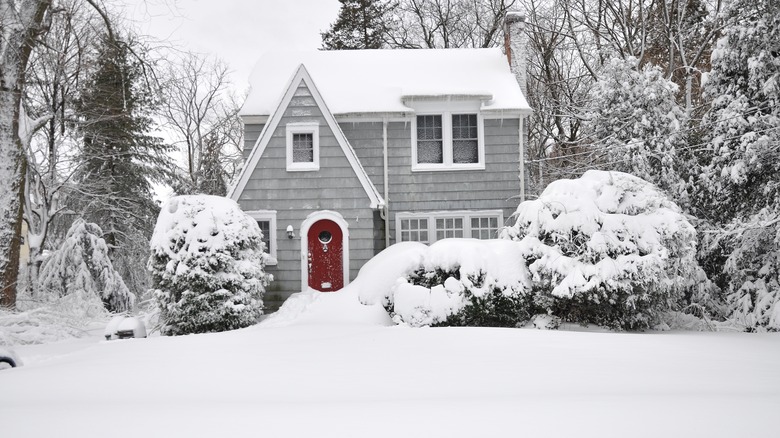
[228,65,385,209]
[241,48,531,117]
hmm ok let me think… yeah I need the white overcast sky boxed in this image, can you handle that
[120,0,341,90]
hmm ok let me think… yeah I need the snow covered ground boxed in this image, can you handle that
[1,294,779,438]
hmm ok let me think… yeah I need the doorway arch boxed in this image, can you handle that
[300,211,349,292]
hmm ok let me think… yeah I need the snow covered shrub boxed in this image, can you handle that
[503,170,706,330]
[38,219,133,313]
[148,195,271,335]
[390,239,532,327]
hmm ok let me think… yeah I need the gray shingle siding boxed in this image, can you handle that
[239,80,523,305]
[342,117,522,241]
[237,82,377,307]
[243,123,264,160]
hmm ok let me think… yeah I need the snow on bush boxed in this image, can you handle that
[148,195,271,335]
[38,219,133,313]
[0,302,105,345]
[390,239,532,327]
[586,57,690,206]
[720,211,780,331]
[355,242,428,308]
[503,170,706,330]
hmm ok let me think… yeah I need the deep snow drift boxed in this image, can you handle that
[1,320,778,438]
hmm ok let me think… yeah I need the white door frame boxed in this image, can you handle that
[300,210,350,292]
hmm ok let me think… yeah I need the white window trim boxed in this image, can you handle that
[286,122,320,171]
[246,210,278,265]
[410,104,485,172]
[395,210,504,243]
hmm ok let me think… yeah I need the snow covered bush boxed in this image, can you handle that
[503,170,707,330]
[38,219,133,313]
[148,195,271,335]
[389,239,532,327]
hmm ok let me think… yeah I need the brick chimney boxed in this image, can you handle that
[504,12,527,99]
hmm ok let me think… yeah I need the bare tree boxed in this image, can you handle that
[21,0,100,300]
[160,52,242,195]
[0,0,120,309]
[388,0,517,48]
[0,0,53,308]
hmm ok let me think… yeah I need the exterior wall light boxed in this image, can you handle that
[286,225,295,239]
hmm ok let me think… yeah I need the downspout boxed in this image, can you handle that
[382,118,390,248]
[519,115,525,202]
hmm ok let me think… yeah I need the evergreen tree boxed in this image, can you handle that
[149,196,271,335]
[195,133,228,196]
[698,0,780,330]
[74,35,172,291]
[586,57,691,207]
[321,0,393,50]
[39,219,133,312]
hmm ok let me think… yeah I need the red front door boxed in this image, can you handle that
[307,219,343,292]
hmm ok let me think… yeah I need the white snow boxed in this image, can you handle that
[391,238,533,326]
[104,315,147,340]
[241,48,531,116]
[505,170,701,301]
[1,320,778,438]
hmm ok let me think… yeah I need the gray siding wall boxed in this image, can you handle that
[243,123,264,161]
[237,82,377,309]
[342,118,522,242]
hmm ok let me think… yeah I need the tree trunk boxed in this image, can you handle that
[0,90,27,309]
[0,0,52,308]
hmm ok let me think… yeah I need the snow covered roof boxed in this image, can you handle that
[241,48,531,117]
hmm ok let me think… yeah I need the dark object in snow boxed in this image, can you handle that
[0,347,22,369]
[104,315,147,340]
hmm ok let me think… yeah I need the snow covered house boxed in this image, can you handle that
[229,14,531,310]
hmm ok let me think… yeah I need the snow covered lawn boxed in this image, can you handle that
[1,317,778,437]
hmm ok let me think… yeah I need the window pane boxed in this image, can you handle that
[292,133,314,162]
[400,218,429,243]
[257,220,271,252]
[453,140,478,163]
[417,115,443,164]
[418,141,443,163]
[435,217,464,239]
[470,216,499,240]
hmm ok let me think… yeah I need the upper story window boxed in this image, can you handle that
[286,122,319,171]
[412,112,485,171]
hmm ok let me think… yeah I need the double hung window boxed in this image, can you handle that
[286,123,319,171]
[412,112,484,171]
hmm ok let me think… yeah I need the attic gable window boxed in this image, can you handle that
[286,123,319,171]
[411,109,485,171]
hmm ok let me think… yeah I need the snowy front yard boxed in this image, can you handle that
[1,314,778,437]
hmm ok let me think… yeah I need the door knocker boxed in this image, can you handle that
[318,230,332,253]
